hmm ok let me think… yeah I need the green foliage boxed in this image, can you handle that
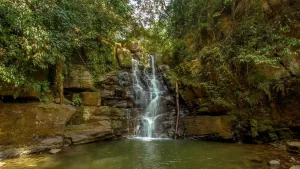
[166,0,300,108]
[0,0,133,92]
[72,95,83,107]
[86,43,116,77]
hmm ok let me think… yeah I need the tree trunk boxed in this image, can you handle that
[55,58,64,104]
[175,81,180,140]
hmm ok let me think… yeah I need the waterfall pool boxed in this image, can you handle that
[3,139,295,169]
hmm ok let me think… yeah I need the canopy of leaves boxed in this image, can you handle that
[0,0,133,89]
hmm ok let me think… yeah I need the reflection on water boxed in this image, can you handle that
[3,140,292,169]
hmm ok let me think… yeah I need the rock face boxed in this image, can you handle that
[0,87,40,100]
[184,116,234,140]
[290,165,300,169]
[65,106,129,145]
[286,142,300,154]
[0,102,131,159]
[81,92,101,106]
[0,103,76,146]
[64,64,94,90]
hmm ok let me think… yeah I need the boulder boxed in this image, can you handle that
[0,162,6,168]
[286,142,300,154]
[269,160,280,168]
[0,87,40,99]
[123,41,143,53]
[49,149,61,154]
[290,165,300,169]
[256,63,291,80]
[95,73,118,86]
[81,92,101,106]
[183,116,235,140]
[284,55,300,77]
[41,137,63,146]
[100,88,115,98]
[102,99,131,108]
[0,103,76,146]
[64,64,94,91]
[65,123,112,145]
[158,65,170,73]
[116,48,132,68]
[180,88,196,102]
[192,85,207,98]
[117,71,131,86]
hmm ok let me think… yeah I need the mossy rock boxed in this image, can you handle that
[116,48,132,68]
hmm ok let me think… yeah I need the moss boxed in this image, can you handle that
[268,132,279,141]
[111,120,122,129]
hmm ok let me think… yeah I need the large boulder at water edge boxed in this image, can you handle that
[286,142,300,154]
[65,106,129,144]
[183,116,235,140]
[0,103,76,146]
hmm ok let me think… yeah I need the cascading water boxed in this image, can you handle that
[132,55,162,138]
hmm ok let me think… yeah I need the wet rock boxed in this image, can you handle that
[100,88,115,98]
[124,88,134,99]
[102,99,132,108]
[269,160,280,168]
[0,162,6,168]
[160,95,175,107]
[64,64,94,91]
[41,137,63,146]
[117,72,131,86]
[287,142,300,154]
[290,165,300,169]
[65,124,113,145]
[289,156,296,162]
[49,149,61,154]
[81,92,101,106]
[95,73,118,86]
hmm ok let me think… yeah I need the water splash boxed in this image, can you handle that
[132,56,162,138]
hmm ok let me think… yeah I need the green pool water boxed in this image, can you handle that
[3,139,290,169]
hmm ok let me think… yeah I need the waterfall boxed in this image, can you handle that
[132,56,162,138]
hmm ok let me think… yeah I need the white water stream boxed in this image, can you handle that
[132,56,162,138]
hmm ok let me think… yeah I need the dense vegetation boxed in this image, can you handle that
[0,0,300,109]
[161,0,300,109]
[0,0,132,94]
